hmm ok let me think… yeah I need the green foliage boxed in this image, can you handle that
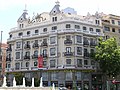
[94,37,120,77]
[13,72,24,85]
[34,78,40,87]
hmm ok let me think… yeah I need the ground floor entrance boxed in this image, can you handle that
[6,69,104,90]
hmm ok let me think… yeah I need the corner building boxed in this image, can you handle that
[6,2,104,89]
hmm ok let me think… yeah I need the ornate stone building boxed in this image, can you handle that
[6,1,104,89]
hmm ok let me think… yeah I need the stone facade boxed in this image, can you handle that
[7,1,120,90]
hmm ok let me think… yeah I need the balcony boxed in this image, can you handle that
[42,54,48,58]
[32,43,39,48]
[83,41,89,46]
[6,57,11,61]
[64,65,76,68]
[64,52,73,56]
[32,54,38,59]
[24,44,31,49]
[41,42,48,47]
[64,40,72,45]
[90,42,97,47]
[84,52,89,58]
[24,55,30,60]
[6,48,12,52]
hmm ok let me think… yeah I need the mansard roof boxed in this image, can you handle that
[17,10,28,22]
[49,1,61,15]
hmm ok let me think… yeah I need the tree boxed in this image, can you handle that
[94,37,120,78]
[13,72,24,85]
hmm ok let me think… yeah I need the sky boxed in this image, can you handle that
[0,0,120,43]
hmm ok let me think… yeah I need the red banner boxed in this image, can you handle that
[38,55,43,68]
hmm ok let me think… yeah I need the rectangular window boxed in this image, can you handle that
[66,35,71,40]
[25,51,30,56]
[76,35,82,43]
[66,72,72,80]
[50,36,56,44]
[83,26,87,30]
[50,60,55,68]
[75,25,80,29]
[77,59,82,67]
[83,37,89,45]
[43,38,47,43]
[95,20,100,24]
[16,42,21,48]
[66,47,71,53]
[84,60,88,65]
[16,52,20,59]
[89,28,93,32]
[112,28,115,32]
[66,59,71,65]
[118,21,120,25]
[35,40,38,44]
[96,29,101,32]
[112,20,115,24]
[50,48,56,56]
[55,17,57,21]
[66,24,71,28]
[8,64,11,68]
[104,26,110,31]
[34,62,37,66]
[15,63,20,70]
[77,47,82,55]
[35,29,39,34]
[52,26,57,30]
[26,41,30,45]
[51,72,58,80]
[42,72,48,81]
[75,72,81,80]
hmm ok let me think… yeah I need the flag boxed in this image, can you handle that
[38,55,43,68]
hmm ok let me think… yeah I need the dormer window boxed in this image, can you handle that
[18,32,23,37]
[52,17,57,22]
[52,26,57,30]
[35,29,39,34]
[9,34,12,38]
[66,24,71,28]
[19,24,24,28]
[96,29,101,32]
[75,25,80,29]
[83,26,87,30]
[43,28,47,32]
[27,31,30,36]
[95,20,100,25]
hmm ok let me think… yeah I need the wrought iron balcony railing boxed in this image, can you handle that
[64,40,72,45]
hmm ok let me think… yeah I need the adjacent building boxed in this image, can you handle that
[102,14,120,45]
[6,1,105,89]
[0,43,8,85]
